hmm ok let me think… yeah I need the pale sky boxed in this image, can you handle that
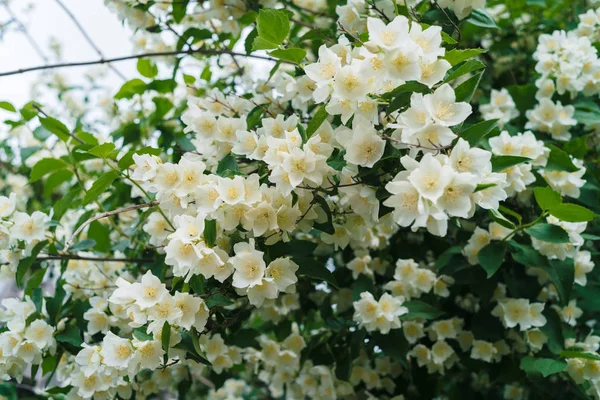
[0,0,135,107]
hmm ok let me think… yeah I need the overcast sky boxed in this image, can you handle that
[0,0,135,107]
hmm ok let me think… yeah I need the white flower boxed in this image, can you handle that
[100,331,134,369]
[423,84,472,127]
[24,319,54,349]
[0,193,16,218]
[336,116,385,168]
[131,271,169,309]
[230,240,266,289]
[11,211,49,242]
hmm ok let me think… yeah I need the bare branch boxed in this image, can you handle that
[0,48,292,78]
[63,201,159,253]
[38,254,154,263]
[54,0,127,81]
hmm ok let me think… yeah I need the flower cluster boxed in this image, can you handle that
[0,298,56,381]
[384,139,507,236]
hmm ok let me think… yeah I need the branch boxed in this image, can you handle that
[54,0,127,81]
[0,48,292,78]
[63,201,159,253]
[38,254,154,263]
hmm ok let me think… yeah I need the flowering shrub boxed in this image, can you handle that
[1,0,600,399]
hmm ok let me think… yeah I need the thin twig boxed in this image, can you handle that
[54,0,127,80]
[433,0,461,42]
[2,1,49,62]
[38,254,154,263]
[0,48,292,78]
[63,201,159,253]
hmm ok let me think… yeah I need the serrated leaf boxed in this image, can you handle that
[256,9,289,46]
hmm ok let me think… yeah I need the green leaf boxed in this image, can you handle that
[474,183,496,192]
[216,153,239,176]
[88,142,116,158]
[54,186,81,221]
[256,9,290,47]
[70,239,97,251]
[117,146,161,169]
[137,59,158,79]
[204,219,217,247]
[252,36,280,51]
[402,300,444,320]
[172,0,189,23]
[205,293,234,308]
[544,145,580,173]
[40,117,71,142]
[245,28,258,54]
[549,258,574,305]
[533,187,562,211]
[269,48,306,63]
[295,256,339,289]
[41,354,59,376]
[16,240,48,288]
[534,358,567,377]
[454,71,483,102]
[549,204,596,222]
[444,48,486,66]
[88,221,111,252]
[313,195,334,234]
[0,101,16,112]
[161,321,171,364]
[371,331,408,366]
[444,60,487,83]
[306,105,328,139]
[56,324,83,348]
[561,350,600,361]
[24,268,47,296]
[30,158,69,182]
[490,155,531,172]
[488,209,516,230]
[114,79,146,100]
[478,241,508,278]
[574,109,600,126]
[525,223,570,243]
[82,170,119,206]
[467,9,498,29]
[460,119,498,146]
